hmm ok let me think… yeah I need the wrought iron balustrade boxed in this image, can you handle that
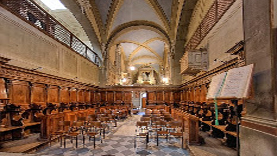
[0,0,100,66]
[185,0,236,51]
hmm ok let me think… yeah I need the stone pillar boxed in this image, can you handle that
[241,0,277,155]
[115,44,121,84]
[99,43,108,87]
[170,40,182,85]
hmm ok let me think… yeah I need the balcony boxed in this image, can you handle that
[180,49,208,75]
[0,0,100,66]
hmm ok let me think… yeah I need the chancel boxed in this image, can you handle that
[0,0,276,156]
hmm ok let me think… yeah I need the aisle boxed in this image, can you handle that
[35,113,189,156]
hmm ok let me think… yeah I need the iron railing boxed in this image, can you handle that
[185,0,236,51]
[0,0,100,66]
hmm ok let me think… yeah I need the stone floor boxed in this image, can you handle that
[33,113,189,156]
[0,111,239,156]
[188,132,236,156]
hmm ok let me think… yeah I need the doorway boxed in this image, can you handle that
[140,92,147,109]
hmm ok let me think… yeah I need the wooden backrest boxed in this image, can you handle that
[136,121,148,127]
[140,117,151,122]
[0,78,7,99]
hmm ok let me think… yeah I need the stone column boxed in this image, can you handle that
[115,44,121,84]
[170,40,182,85]
[99,43,108,87]
[241,0,277,155]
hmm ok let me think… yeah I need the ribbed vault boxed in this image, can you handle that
[51,0,199,85]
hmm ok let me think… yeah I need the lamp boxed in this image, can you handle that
[130,66,135,71]
[162,77,169,84]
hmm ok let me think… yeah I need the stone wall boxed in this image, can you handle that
[182,0,243,83]
[0,6,99,85]
[240,0,277,155]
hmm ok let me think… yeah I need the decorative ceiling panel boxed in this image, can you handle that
[110,0,165,33]
[132,58,160,65]
[150,63,160,71]
[120,43,139,57]
[130,48,157,60]
[115,29,161,43]
[147,40,165,58]
[95,0,113,25]
[156,0,173,21]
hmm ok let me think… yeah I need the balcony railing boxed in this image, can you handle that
[185,0,236,51]
[0,0,100,66]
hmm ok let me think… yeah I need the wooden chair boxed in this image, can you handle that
[49,121,70,146]
[86,121,102,148]
[88,114,97,121]
[156,122,169,146]
[63,121,83,148]
[140,117,151,122]
[108,114,117,127]
[134,121,149,148]
[100,117,112,132]
[168,121,184,148]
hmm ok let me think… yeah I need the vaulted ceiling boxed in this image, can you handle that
[72,0,186,72]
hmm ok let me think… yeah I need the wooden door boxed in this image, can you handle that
[142,97,146,108]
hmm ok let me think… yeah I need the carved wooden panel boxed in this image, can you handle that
[170,92,174,103]
[84,90,90,103]
[181,91,185,101]
[90,91,95,103]
[77,90,84,103]
[100,91,106,102]
[47,85,59,104]
[195,87,201,102]
[147,92,155,103]
[70,88,77,102]
[115,92,123,101]
[164,92,170,103]
[94,92,101,103]
[60,87,69,103]
[188,88,195,102]
[31,83,46,106]
[124,92,132,102]
[173,92,181,102]
[200,85,208,102]
[11,80,30,105]
[107,92,114,103]
[0,78,7,99]
[184,90,188,101]
[156,91,163,103]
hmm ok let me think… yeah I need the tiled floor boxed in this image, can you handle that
[35,114,189,156]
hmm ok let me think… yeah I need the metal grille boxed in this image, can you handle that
[185,0,236,51]
[1,0,99,66]
[72,36,87,56]
[87,48,96,62]
[217,0,234,19]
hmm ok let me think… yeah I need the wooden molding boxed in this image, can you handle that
[241,120,277,136]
